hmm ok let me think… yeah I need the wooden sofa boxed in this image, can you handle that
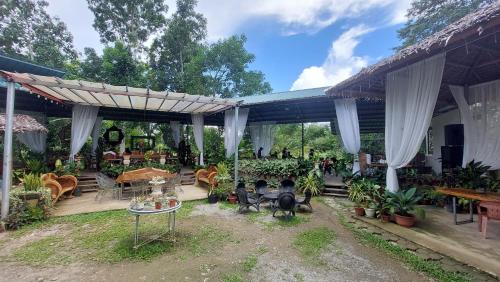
[41,173,78,204]
[195,165,217,187]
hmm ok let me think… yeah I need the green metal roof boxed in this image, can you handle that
[240,86,329,105]
[0,53,65,77]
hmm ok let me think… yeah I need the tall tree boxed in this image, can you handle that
[185,35,272,97]
[149,0,207,92]
[0,0,77,68]
[87,0,168,53]
[397,0,494,48]
[66,42,150,87]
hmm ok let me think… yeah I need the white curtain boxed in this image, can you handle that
[70,105,100,161]
[334,98,361,173]
[224,108,249,158]
[450,80,500,169]
[170,121,181,147]
[191,114,204,166]
[91,116,103,156]
[249,123,275,157]
[385,53,445,192]
[17,131,47,153]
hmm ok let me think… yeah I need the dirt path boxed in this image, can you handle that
[0,200,429,282]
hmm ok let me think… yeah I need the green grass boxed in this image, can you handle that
[220,273,244,282]
[335,211,471,282]
[185,225,232,256]
[7,199,225,264]
[293,272,305,282]
[242,254,258,272]
[218,201,238,210]
[12,236,71,265]
[293,227,336,258]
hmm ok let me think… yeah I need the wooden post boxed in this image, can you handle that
[1,81,15,220]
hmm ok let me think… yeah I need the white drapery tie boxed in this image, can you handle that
[70,105,100,161]
[224,108,249,158]
[170,121,181,148]
[385,53,445,192]
[249,122,275,157]
[191,114,204,166]
[450,80,500,170]
[334,98,361,173]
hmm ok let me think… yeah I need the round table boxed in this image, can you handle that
[128,201,182,249]
[262,192,279,201]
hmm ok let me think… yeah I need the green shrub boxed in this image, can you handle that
[0,188,52,229]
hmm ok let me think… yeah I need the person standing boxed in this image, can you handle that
[257,147,264,159]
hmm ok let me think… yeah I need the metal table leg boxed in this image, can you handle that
[453,196,474,225]
[134,215,140,248]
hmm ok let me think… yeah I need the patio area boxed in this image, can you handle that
[52,184,207,217]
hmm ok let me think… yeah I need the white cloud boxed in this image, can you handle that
[197,0,410,40]
[290,25,373,90]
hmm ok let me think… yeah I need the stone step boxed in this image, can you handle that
[321,192,348,198]
[323,187,348,194]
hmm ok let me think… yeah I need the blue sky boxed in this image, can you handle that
[46,0,411,93]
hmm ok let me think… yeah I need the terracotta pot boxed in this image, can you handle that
[381,214,390,223]
[394,214,416,227]
[354,207,365,216]
[155,202,162,209]
[228,194,237,204]
[168,199,177,207]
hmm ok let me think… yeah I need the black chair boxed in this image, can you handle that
[236,187,260,212]
[296,190,313,211]
[272,192,296,219]
[280,179,295,193]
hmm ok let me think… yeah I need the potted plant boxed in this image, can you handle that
[21,173,43,206]
[347,178,368,216]
[227,193,237,204]
[365,201,377,218]
[155,143,168,164]
[207,186,219,203]
[386,187,425,227]
[299,168,323,196]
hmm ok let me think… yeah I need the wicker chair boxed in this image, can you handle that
[41,173,78,203]
[272,192,296,219]
[236,187,260,212]
[95,173,120,202]
[195,165,217,187]
[296,190,313,211]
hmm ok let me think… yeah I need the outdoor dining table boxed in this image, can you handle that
[127,200,182,249]
[436,187,500,225]
[261,192,279,203]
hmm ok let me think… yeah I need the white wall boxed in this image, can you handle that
[427,109,461,174]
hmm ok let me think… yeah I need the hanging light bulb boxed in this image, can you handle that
[37,95,40,98]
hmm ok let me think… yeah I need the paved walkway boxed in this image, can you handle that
[332,198,500,279]
[52,184,208,217]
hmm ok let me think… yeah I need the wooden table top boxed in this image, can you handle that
[116,167,177,184]
[436,187,500,203]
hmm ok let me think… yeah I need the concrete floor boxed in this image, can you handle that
[52,184,208,217]
[351,202,500,277]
